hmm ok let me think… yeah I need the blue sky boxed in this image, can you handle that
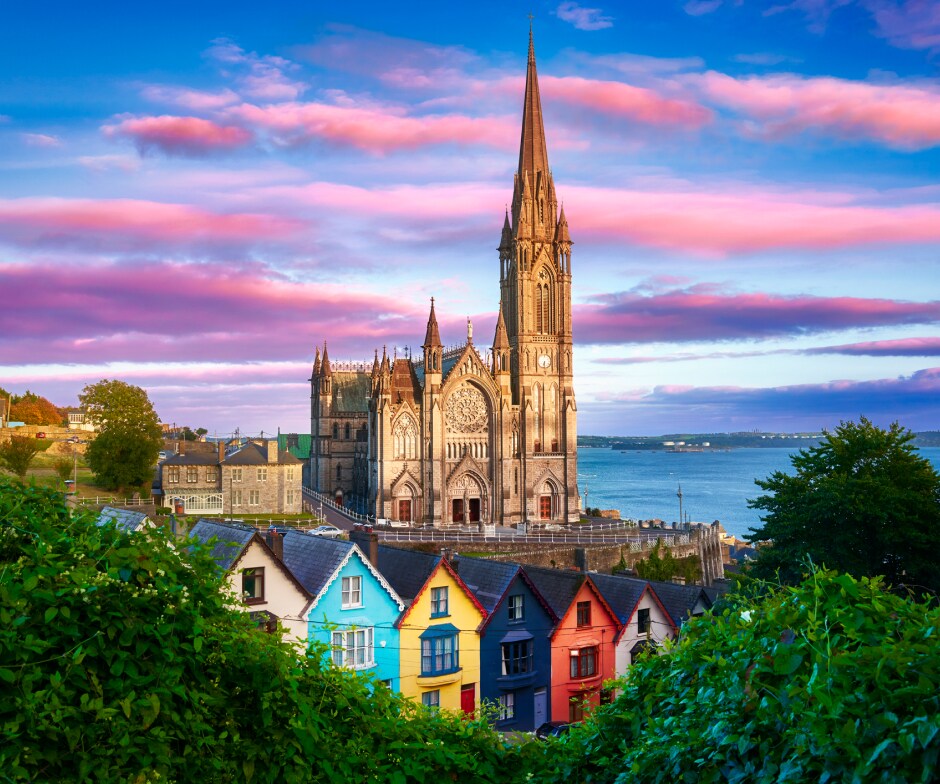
[1,0,938,436]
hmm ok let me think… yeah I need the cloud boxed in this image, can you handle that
[684,0,724,16]
[868,0,940,52]
[732,53,795,65]
[21,133,61,148]
[696,71,940,149]
[541,75,712,128]
[555,2,614,30]
[566,183,940,254]
[227,101,515,153]
[77,154,141,173]
[103,115,254,157]
[806,336,940,356]
[575,284,940,344]
[204,38,307,101]
[0,197,303,253]
[140,84,241,110]
[763,0,854,34]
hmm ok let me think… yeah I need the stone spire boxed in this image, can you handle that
[422,297,442,349]
[554,203,571,244]
[498,209,513,253]
[492,304,509,349]
[320,342,331,377]
[371,348,379,378]
[312,345,321,376]
[518,27,550,183]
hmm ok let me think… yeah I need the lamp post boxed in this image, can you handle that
[677,483,684,527]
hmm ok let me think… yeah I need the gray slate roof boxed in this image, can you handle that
[163,452,219,466]
[331,372,371,414]
[451,556,519,615]
[522,565,588,619]
[280,530,354,596]
[96,506,150,533]
[188,519,256,570]
[224,441,301,466]
[644,579,713,626]
[590,573,650,625]
[375,544,442,603]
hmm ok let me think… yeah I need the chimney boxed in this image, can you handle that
[574,547,588,573]
[368,532,378,568]
[266,439,278,464]
[267,531,284,561]
[218,441,225,464]
[178,440,184,456]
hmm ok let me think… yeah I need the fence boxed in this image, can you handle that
[77,495,149,507]
[375,527,689,548]
[302,487,369,523]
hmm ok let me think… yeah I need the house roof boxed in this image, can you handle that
[278,433,311,461]
[589,573,650,626]
[188,519,256,570]
[163,452,219,466]
[96,506,150,533]
[523,565,619,636]
[331,372,371,414]
[451,556,518,616]
[644,579,713,626]
[375,544,441,602]
[223,441,301,465]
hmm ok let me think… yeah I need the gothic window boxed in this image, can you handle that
[393,415,418,460]
[344,423,351,440]
[336,464,342,482]
[532,384,541,444]
[536,269,552,334]
[332,423,338,439]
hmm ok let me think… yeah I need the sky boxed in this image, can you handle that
[1,0,938,437]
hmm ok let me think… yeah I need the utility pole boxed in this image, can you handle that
[677,483,683,527]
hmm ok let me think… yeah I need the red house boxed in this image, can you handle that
[524,566,620,723]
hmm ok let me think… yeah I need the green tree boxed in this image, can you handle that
[0,436,42,478]
[746,418,940,593]
[634,538,702,583]
[80,379,163,492]
[52,455,74,485]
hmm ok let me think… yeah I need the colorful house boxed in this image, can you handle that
[591,573,677,677]
[280,530,404,690]
[375,544,486,714]
[187,520,311,644]
[523,566,620,723]
[454,556,557,731]
[644,579,713,628]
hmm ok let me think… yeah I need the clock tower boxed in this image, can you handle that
[499,27,579,523]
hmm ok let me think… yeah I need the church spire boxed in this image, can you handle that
[422,297,442,349]
[320,341,332,377]
[517,27,551,189]
[312,345,321,377]
[492,304,509,350]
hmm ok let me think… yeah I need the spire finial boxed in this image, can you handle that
[467,316,473,343]
[528,15,535,62]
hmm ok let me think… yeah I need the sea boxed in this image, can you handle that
[577,445,940,541]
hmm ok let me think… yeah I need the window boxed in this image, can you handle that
[637,608,651,635]
[422,690,440,710]
[332,424,339,439]
[330,627,374,669]
[576,601,591,627]
[232,489,242,506]
[286,490,294,505]
[498,692,515,721]
[570,646,597,679]
[186,467,198,483]
[206,467,218,483]
[501,640,533,675]
[257,467,267,482]
[336,464,342,482]
[242,567,264,604]
[569,699,584,723]
[249,490,260,506]
[167,467,180,484]
[231,468,243,482]
[341,576,362,609]
[344,423,351,439]
[287,467,294,481]
[421,632,459,675]
[507,594,524,621]
[430,586,448,617]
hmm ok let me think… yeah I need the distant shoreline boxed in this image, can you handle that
[579,431,940,451]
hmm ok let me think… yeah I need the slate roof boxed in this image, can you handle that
[280,530,353,596]
[223,441,301,465]
[451,556,519,616]
[644,580,713,626]
[375,544,442,603]
[589,573,650,625]
[278,433,311,461]
[163,452,219,466]
[188,519,256,570]
[96,506,150,533]
[390,359,422,406]
[522,565,589,620]
[331,372,371,414]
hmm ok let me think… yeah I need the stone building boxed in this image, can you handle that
[309,31,579,527]
[157,439,302,516]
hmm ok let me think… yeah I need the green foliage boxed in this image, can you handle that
[0,478,526,783]
[80,379,163,492]
[53,456,74,483]
[537,568,940,783]
[0,436,43,477]
[633,538,702,584]
[747,418,940,593]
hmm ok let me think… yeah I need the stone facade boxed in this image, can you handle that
[310,32,580,527]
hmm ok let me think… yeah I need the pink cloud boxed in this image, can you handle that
[807,336,940,356]
[576,285,940,344]
[554,2,615,30]
[541,75,711,128]
[869,0,940,52]
[140,84,241,110]
[697,71,940,149]
[0,197,303,253]
[228,101,515,153]
[566,184,940,254]
[104,115,254,156]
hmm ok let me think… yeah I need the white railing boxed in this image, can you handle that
[77,496,150,507]
[302,487,368,522]
[375,527,689,547]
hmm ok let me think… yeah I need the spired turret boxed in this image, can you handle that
[312,345,321,378]
[422,298,443,376]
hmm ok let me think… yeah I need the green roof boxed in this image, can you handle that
[278,433,311,460]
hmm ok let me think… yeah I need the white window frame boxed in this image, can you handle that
[330,627,374,670]
[341,576,362,609]
[507,594,524,621]
[498,692,515,721]
[421,690,440,710]
[232,489,242,506]
[430,586,448,617]
[257,467,267,482]
[248,489,260,506]
[231,468,243,483]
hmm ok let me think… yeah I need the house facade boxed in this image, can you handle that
[280,531,404,690]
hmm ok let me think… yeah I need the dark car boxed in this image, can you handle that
[535,722,570,740]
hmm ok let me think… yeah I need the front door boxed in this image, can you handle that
[533,688,547,729]
[398,499,412,522]
[539,495,551,520]
[452,499,464,523]
[460,684,475,716]
[468,498,480,523]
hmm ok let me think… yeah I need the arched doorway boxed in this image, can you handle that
[448,473,486,525]
[538,479,558,521]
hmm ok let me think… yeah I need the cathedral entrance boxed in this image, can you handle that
[452,499,464,523]
[468,498,481,523]
[539,495,551,520]
[398,499,412,523]
[448,472,487,525]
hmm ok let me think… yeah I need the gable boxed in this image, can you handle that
[305,545,404,618]
[397,559,485,629]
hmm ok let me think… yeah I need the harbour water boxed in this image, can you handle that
[578,445,940,541]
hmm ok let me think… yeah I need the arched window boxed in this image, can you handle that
[336,464,342,482]
[332,423,338,439]
[344,423,351,440]
[393,415,418,460]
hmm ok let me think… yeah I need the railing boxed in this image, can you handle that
[76,496,150,507]
[375,527,690,547]
[302,487,368,522]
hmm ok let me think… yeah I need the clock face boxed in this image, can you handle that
[538,354,551,368]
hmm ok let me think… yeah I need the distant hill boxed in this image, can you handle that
[580,431,940,450]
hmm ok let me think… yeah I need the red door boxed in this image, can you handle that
[460,684,475,716]
[398,499,411,522]
[539,495,551,520]
[452,499,464,523]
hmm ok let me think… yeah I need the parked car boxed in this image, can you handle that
[307,525,344,538]
[67,436,79,444]
[375,518,409,528]
[535,722,571,741]
[35,432,46,439]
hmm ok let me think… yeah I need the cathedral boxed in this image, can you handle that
[309,31,580,526]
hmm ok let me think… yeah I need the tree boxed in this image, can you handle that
[0,437,42,478]
[9,391,63,426]
[746,418,940,593]
[633,539,702,584]
[79,380,163,492]
[52,455,74,485]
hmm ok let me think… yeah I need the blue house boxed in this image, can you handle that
[453,556,558,731]
[281,530,404,691]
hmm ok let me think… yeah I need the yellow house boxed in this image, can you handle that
[376,544,485,713]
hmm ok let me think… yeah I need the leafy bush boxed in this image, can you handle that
[538,568,940,783]
[0,478,523,783]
